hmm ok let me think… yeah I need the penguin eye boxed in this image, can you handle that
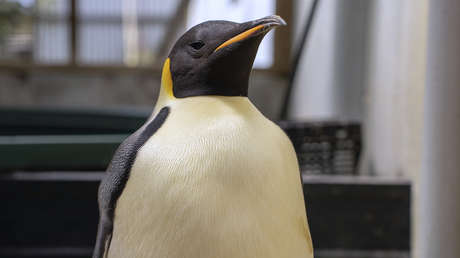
[189,41,205,50]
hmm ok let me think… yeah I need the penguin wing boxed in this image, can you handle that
[92,107,170,258]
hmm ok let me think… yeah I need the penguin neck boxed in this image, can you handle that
[153,58,176,113]
[153,58,255,119]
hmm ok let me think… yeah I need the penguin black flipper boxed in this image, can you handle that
[92,107,170,258]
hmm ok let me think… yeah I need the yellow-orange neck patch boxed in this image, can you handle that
[161,58,174,98]
[214,24,265,52]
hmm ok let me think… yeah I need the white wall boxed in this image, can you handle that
[289,0,339,121]
[361,0,426,177]
[289,0,368,122]
[290,0,426,178]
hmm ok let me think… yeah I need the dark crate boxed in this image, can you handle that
[0,172,410,257]
[279,121,361,175]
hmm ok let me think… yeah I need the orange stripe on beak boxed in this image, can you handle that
[214,24,265,52]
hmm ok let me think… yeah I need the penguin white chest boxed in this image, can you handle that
[108,97,313,258]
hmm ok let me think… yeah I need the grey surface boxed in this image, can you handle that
[0,68,286,120]
[289,0,369,121]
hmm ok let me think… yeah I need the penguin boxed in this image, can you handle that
[93,15,314,258]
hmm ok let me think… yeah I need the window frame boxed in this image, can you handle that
[0,0,292,76]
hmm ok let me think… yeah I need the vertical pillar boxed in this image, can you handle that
[415,0,460,257]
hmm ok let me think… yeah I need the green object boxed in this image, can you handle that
[0,107,150,171]
[0,134,127,171]
[0,107,148,135]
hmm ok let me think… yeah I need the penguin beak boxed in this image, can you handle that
[214,15,286,52]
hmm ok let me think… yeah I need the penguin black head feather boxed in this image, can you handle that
[166,15,286,98]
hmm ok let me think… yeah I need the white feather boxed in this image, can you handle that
[108,96,314,258]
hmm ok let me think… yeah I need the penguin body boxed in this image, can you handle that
[94,15,313,258]
[92,106,170,257]
[108,96,312,258]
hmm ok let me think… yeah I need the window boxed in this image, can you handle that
[0,0,285,70]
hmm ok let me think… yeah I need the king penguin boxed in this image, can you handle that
[93,15,314,258]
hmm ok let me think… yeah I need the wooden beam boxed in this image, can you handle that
[0,61,161,74]
[155,0,190,67]
[273,0,293,75]
[69,0,78,65]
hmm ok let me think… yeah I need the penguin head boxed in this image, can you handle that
[164,15,286,98]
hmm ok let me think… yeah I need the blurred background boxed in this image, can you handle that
[1,0,459,258]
